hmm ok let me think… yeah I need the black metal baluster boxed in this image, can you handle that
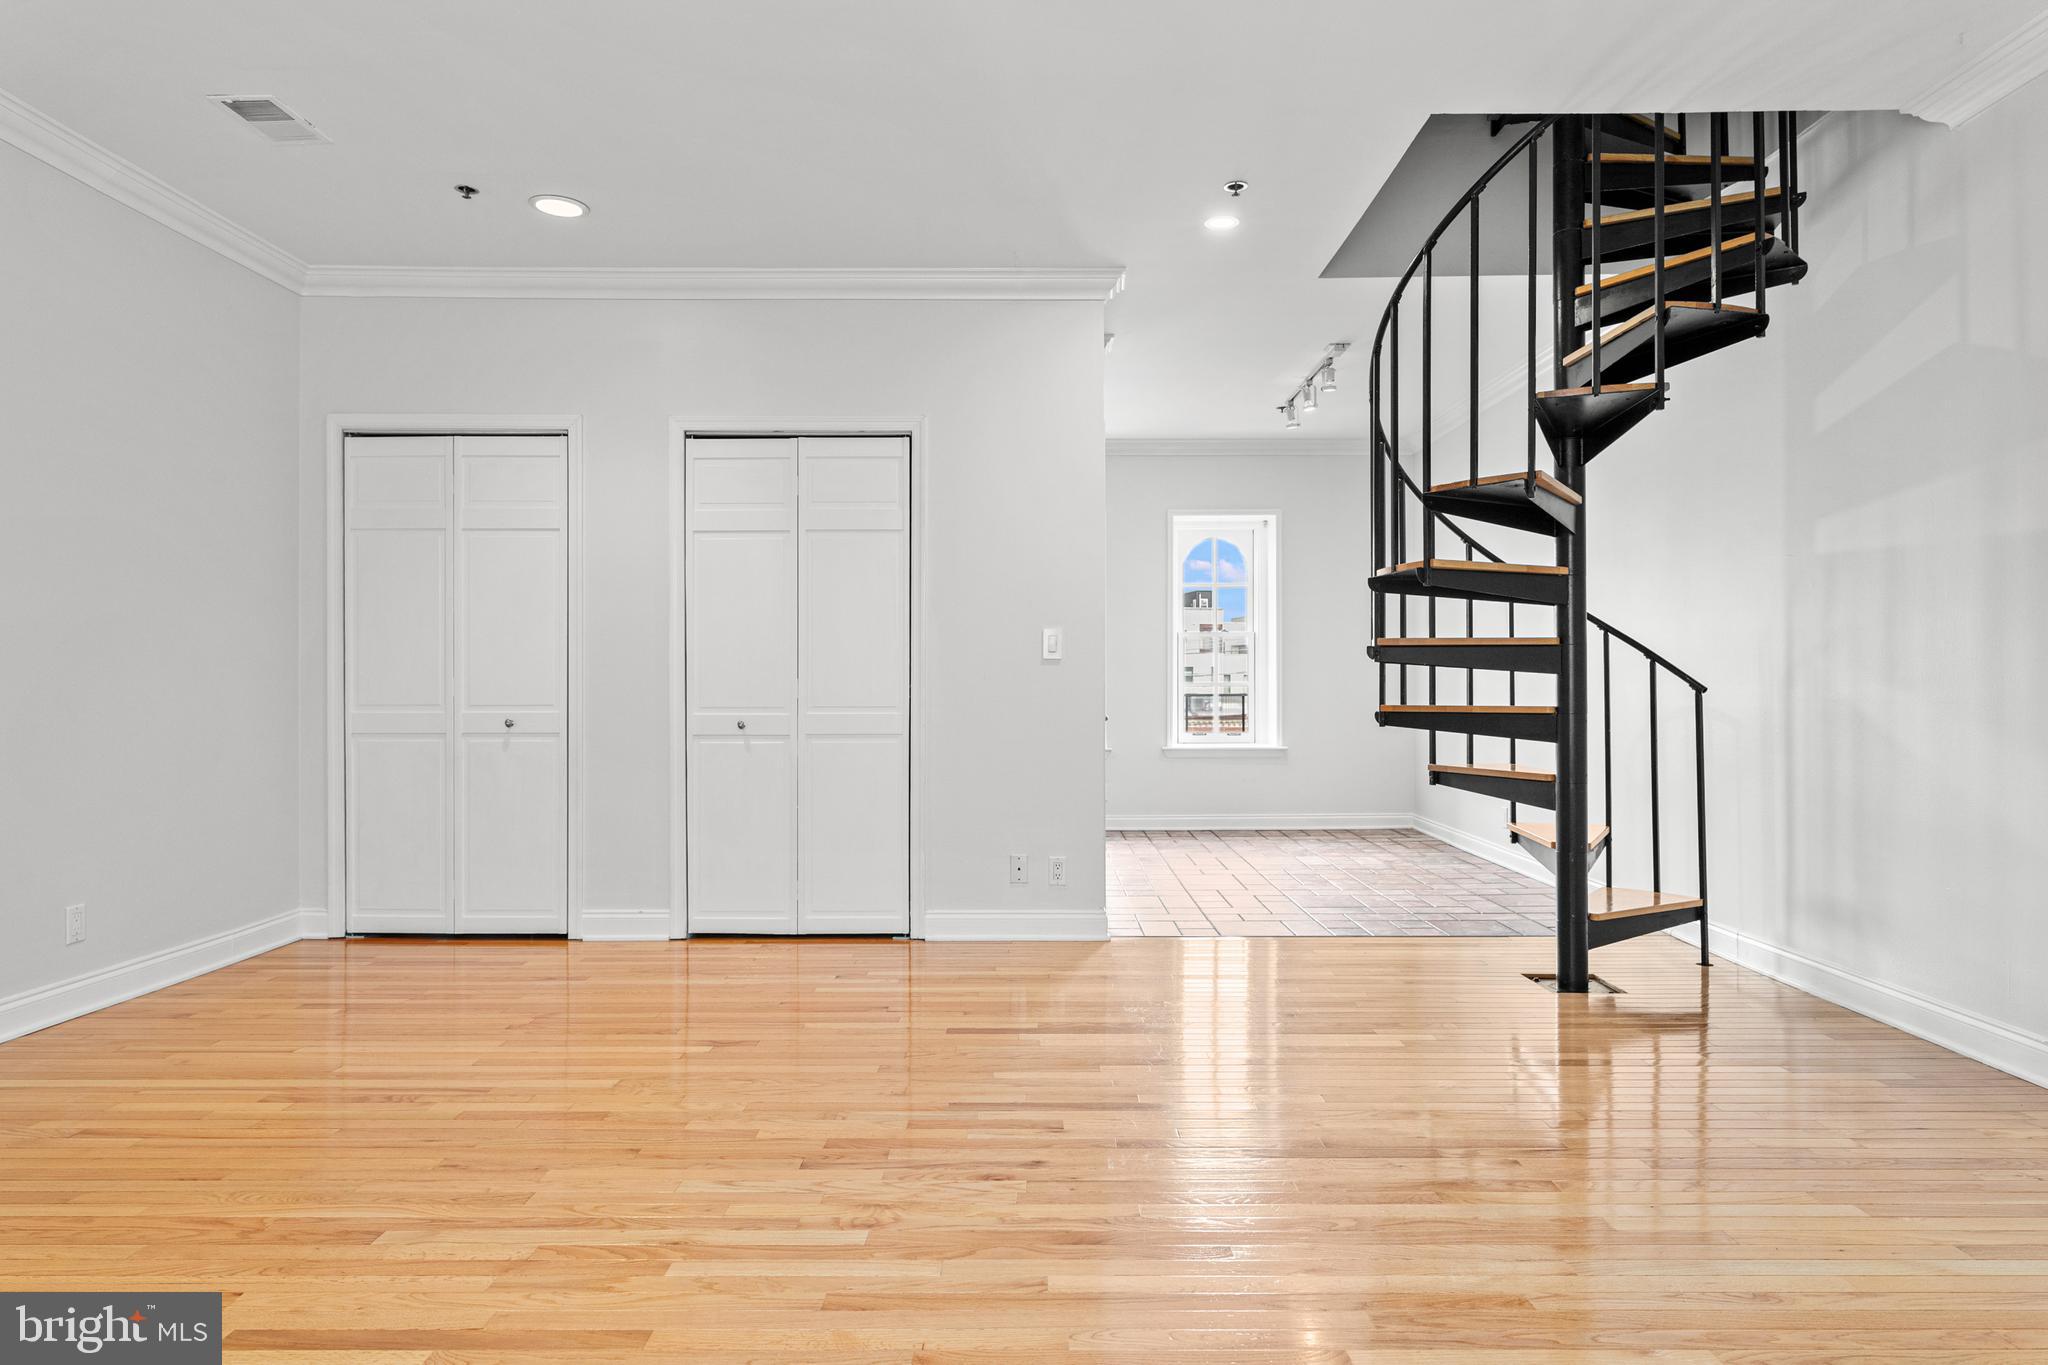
[1422,252,1435,762]
[1426,535,1438,768]
[1752,111,1768,308]
[1602,630,1613,880]
[1588,116,1602,393]
[1527,132,1538,486]
[1709,113,1726,308]
[1649,658,1662,894]
[1694,686,1709,965]
[1465,595,1475,765]
[1508,601,1518,825]
[1469,198,1480,489]
[1787,111,1800,254]
[1422,249,1434,568]
[1371,348,1385,698]
[1391,306,1407,702]
[1653,112,1666,401]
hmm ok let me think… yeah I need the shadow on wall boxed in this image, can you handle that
[1777,107,2048,1032]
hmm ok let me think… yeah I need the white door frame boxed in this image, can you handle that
[323,414,585,939]
[668,417,927,940]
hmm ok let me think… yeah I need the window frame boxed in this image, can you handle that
[1164,510,1282,751]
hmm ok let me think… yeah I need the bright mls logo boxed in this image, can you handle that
[4,1294,220,1361]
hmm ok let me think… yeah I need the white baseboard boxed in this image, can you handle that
[1407,813,1551,881]
[921,908,1109,941]
[1669,923,2048,1090]
[0,907,314,1044]
[1107,812,1413,832]
[578,908,674,942]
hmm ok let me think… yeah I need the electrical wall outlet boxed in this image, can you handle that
[1008,854,1028,885]
[1050,856,1068,887]
[64,903,86,945]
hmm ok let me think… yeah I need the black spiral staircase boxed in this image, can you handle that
[1367,113,1807,991]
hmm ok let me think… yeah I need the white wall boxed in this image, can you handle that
[1418,97,2048,1078]
[0,141,300,1019]
[297,297,1107,934]
[1106,441,1417,826]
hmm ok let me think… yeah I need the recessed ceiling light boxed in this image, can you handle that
[530,194,589,218]
[1204,214,1240,232]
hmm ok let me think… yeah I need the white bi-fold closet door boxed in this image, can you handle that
[684,436,910,935]
[344,434,568,934]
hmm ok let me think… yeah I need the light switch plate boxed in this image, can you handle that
[1041,627,1063,661]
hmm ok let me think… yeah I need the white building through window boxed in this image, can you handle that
[1169,513,1279,748]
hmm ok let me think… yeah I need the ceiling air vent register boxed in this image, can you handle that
[211,97,328,145]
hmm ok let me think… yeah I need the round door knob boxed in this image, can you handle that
[737,720,747,730]
[504,718,515,728]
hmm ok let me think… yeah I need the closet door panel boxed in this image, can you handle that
[685,438,799,933]
[797,437,910,934]
[458,733,565,920]
[454,435,568,932]
[349,734,450,923]
[345,435,455,932]
[687,732,797,923]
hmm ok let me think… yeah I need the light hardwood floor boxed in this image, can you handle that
[3,934,2046,1362]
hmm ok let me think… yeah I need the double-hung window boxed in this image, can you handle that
[1169,513,1279,748]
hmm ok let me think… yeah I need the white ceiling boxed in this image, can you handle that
[3,0,2037,438]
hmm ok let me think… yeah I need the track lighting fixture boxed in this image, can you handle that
[1275,342,1350,422]
[1280,398,1300,429]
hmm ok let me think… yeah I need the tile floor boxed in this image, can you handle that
[1107,827,1554,937]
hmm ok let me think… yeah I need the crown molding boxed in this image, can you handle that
[1909,9,2048,127]
[0,87,308,292]
[300,264,1127,301]
[2,87,1124,303]
[1108,436,1366,458]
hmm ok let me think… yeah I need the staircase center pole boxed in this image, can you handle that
[1551,118,1592,992]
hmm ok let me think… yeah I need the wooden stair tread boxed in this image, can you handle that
[1587,186,1785,229]
[1429,469,1584,506]
[1509,820,1611,850]
[1591,152,1757,170]
[1534,383,1660,399]
[1590,887,1705,921]
[1378,558,1569,576]
[1376,636,1559,646]
[1577,233,1764,297]
[1558,302,1760,368]
[1560,307,1656,368]
[1429,761,1553,783]
[1382,705,1556,715]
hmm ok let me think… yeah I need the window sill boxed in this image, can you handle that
[1161,744,1288,756]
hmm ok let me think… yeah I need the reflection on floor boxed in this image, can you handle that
[1108,827,1554,937]
[5,935,2045,1359]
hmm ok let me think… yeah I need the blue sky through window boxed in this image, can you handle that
[1181,536,1246,585]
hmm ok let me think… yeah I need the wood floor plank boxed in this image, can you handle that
[1,935,2045,1359]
